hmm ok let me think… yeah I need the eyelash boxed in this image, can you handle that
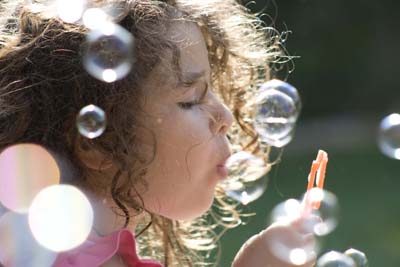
[178,84,208,110]
[178,99,203,109]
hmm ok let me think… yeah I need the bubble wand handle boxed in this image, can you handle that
[301,150,328,216]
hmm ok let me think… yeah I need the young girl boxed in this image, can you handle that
[0,0,315,266]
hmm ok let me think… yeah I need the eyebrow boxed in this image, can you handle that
[177,70,206,88]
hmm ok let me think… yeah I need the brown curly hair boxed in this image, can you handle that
[0,0,287,266]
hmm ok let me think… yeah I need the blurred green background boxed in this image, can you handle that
[220,0,400,266]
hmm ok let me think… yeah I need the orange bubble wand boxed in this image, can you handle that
[302,149,328,216]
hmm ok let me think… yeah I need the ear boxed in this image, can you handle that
[75,139,113,171]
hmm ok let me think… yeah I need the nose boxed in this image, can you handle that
[212,102,234,135]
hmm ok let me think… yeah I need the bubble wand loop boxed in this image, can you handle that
[302,150,328,217]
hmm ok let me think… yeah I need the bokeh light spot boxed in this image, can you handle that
[0,144,60,213]
[28,185,94,252]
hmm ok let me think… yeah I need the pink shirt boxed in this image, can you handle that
[53,229,163,267]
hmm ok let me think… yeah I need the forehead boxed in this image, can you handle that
[142,21,210,98]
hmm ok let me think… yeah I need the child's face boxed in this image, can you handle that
[137,21,234,220]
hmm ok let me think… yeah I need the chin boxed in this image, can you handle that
[166,196,215,221]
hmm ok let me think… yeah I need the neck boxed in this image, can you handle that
[84,189,145,237]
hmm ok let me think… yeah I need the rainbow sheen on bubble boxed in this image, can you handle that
[378,113,400,159]
[0,212,57,267]
[28,185,94,252]
[317,251,356,267]
[83,21,134,82]
[0,144,60,213]
[76,104,106,139]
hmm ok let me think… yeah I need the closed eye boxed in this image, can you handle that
[178,100,201,109]
[177,83,209,110]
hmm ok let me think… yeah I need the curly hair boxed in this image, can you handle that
[0,0,287,266]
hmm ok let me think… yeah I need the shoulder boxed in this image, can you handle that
[53,229,163,267]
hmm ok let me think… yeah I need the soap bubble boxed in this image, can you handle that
[83,22,134,83]
[317,251,356,267]
[0,144,60,213]
[221,175,268,205]
[225,151,268,182]
[378,113,400,159]
[219,151,269,204]
[344,248,368,267]
[301,188,339,236]
[254,88,297,143]
[270,198,302,224]
[28,185,94,252]
[266,218,318,266]
[76,104,106,139]
[259,79,301,114]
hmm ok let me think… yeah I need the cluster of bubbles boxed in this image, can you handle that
[219,78,369,265]
[378,113,400,159]
[265,187,369,266]
[0,144,94,266]
[221,80,301,204]
[54,0,136,139]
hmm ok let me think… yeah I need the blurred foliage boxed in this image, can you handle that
[242,0,400,119]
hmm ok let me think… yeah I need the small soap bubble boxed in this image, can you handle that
[267,222,317,266]
[56,0,86,23]
[254,88,297,144]
[302,188,339,236]
[225,151,269,182]
[317,251,356,267]
[219,151,269,204]
[28,185,94,252]
[82,8,109,30]
[0,212,57,267]
[83,22,134,82]
[76,104,106,139]
[221,175,268,205]
[270,198,302,224]
[260,79,302,114]
[0,144,60,213]
[378,113,400,159]
[344,248,368,267]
